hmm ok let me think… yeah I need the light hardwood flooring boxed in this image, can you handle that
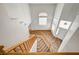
[30,30,62,52]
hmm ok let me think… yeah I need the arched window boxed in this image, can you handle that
[39,12,48,25]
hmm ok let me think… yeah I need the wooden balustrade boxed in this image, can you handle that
[29,30,53,52]
[0,45,5,54]
[4,34,36,54]
[37,35,50,52]
[39,32,52,50]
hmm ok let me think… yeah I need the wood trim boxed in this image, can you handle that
[5,52,79,55]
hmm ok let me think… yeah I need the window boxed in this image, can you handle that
[39,12,48,25]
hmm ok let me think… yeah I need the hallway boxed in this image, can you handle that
[0,3,79,55]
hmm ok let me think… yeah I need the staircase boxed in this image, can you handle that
[0,34,36,54]
[43,31,62,52]
[30,30,62,52]
[0,30,62,55]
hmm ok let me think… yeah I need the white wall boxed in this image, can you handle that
[61,27,79,52]
[51,3,64,36]
[53,4,79,40]
[29,4,56,30]
[58,15,79,52]
[0,4,31,49]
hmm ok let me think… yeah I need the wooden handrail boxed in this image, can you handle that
[38,35,51,49]
[0,45,5,54]
[39,32,53,52]
[37,37,49,52]
[4,34,36,54]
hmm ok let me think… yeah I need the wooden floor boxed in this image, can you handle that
[30,30,62,52]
